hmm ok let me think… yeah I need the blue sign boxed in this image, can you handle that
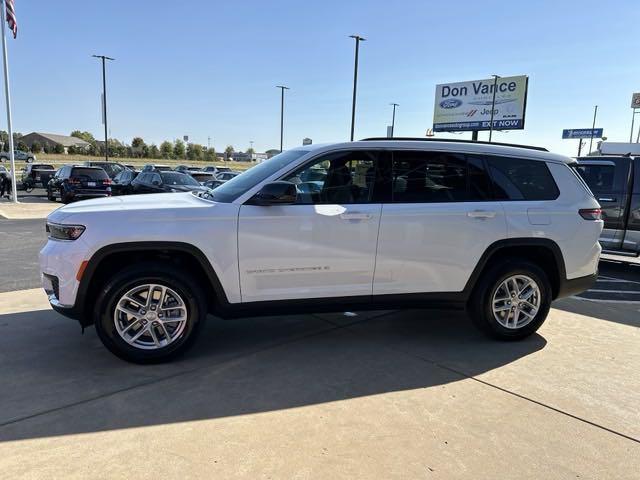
[562,128,603,139]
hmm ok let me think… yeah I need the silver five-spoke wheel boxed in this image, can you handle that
[492,274,541,329]
[114,283,188,350]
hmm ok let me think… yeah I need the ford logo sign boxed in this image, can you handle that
[440,99,462,109]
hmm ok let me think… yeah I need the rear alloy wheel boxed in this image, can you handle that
[95,264,207,363]
[469,260,551,340]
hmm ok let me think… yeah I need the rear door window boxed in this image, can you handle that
[390,151,493,203]
[486,156,559,201]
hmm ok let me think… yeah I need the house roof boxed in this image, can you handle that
[24,132,91,147]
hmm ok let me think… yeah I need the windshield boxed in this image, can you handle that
[161,172,200,186]
[204,150,309,202]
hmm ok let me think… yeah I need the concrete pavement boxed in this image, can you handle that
[0,289,638,479]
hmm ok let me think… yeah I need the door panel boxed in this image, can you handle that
[373,150,506,295]
[238,204,381,302]
[238,149,389,303]
[374,202,506,294]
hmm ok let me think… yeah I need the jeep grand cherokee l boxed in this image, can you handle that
[40,139,602,363]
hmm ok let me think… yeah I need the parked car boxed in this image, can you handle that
[575,156,640,257]
[175,165,202,174]
[189,172,217,184]
[201,165,232,174]
[0,149,35,163]
[204,179,225,189]
[21,163,56,190]
[84,161,126,179]
[111,168,139,196]
[40,139,602,363]
[141,164,173,172]
[46,165,111,204]
[215,171,240,182]
[131,170,207,194]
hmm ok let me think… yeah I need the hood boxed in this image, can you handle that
[48,192,212,223]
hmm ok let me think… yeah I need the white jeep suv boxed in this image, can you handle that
[40,139,603,363]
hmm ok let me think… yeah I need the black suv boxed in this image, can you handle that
[111,168,139,196]
[47,165,112,203]
[84,161,126,179]
[131,170,207,194]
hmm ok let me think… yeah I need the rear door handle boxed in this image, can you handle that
[598,197,616,202]
[340,212,373,220]
[467,210,496,219]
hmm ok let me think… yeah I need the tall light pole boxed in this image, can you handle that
[349,35,365,141]
[589,105,598,154]
[390,103,399,137]
[488,74,500,142]
[92,55,114,161]
[276,85,289,152]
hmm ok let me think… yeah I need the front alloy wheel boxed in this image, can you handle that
[95,264,206,363]
[114,284,189,350]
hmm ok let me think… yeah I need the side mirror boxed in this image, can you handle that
[250,181,297,206]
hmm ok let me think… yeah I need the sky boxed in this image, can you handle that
[2,0,639,156]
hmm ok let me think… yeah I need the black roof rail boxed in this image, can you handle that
[359,137,549,152]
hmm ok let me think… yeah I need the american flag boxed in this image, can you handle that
[5,0,16,39]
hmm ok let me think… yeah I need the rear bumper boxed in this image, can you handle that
[556,272,598,299]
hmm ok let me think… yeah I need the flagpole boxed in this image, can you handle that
[0,0,17,203]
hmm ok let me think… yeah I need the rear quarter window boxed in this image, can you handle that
[486,156,559,201]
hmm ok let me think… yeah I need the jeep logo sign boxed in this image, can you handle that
[433,75,528,133]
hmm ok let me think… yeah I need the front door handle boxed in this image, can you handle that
[467,210,497,219]
[340,212,373,220]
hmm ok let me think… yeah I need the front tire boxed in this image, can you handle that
[469,260,551,340]
[94,263,207,363]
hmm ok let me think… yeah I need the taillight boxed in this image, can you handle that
[102,178,111,185]
[579,208,602,220]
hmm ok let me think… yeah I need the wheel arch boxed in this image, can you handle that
[77,242,229,326]
[464,238,566,301]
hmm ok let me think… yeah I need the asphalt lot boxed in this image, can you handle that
[0,216,639,478]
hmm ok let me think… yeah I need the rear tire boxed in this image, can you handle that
[94,263,207,364]
[47,187,55,201]
[469,260,551,340]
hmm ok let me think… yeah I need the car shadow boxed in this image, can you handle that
[552,260,640,328]
[0,307,546,442]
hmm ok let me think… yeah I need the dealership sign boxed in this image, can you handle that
[433,75,528,132]
[562,128,603,139]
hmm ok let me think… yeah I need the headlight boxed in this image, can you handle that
[46,222,85,241]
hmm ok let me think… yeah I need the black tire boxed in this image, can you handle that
[47,187,55,201]
[94,263,207,364]
[60,187,70,204]
[468,259,551,340]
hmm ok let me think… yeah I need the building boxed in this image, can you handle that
[20,132,91,153]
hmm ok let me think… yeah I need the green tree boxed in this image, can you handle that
[173,139,186,159]
[70,130,96,143]
[265,149,280,157]
[246,147,255,155]
[54,143,65,154]
[160,141,174,159]
[141,145,150,158]
[203,147,216,162]
[30,142,42,154]
[17,141,28,151]
[149,144,160,159]
[224,145,234,160]
[187,143,203,161]
[68,145,78,155]
[131,137,145,148]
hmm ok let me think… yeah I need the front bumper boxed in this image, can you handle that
[39,238,89,312]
